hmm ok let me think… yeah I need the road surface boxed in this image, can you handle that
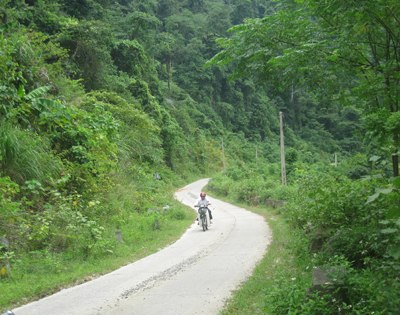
[13,178,272,315]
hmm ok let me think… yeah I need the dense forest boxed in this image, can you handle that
[0,0,399,313]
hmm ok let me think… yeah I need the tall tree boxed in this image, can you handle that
[209,0,400,167]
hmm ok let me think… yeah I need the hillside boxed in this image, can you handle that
[1,0,399,313]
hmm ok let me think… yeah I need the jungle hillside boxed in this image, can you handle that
[1,0,399,314]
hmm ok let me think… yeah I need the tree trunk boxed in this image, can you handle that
[392,154,399,177]
[167,57,172,91]
[393,129,399,177]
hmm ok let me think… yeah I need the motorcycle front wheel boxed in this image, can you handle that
[201,215,207,231]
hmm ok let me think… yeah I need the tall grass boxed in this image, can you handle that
[0,123,61,184]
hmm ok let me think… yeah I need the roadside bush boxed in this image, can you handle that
[166,207,187,221]
[58,208,111,258]
[141,210,164,231]
[266,183,297,201]
[15,191,113,257]
[345,268,400,313]
[209,162,284,206]
[323,225,382,268]
[296,258,400,314]
[336,153,370,179]
[282,171,400,313]
[286,174,376,230]
[208,175,232,197]
[0,177,21,235]
[231,177,281,206]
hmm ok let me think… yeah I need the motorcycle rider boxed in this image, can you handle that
[195,192,213,224]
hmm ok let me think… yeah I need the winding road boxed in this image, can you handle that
[13,179,272,315]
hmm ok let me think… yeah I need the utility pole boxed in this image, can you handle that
[279,111,287,185]
[255,145,258,162]
[222,138,226,171]
[334,152,338,167]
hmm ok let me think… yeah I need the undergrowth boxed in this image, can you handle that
[0,192,196,312]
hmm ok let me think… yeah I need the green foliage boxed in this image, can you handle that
[0,123,62,184]
[128,79,163,121]
[265,272,309,314]
[209,160,291,206]
[212,154,400,314]
[2,0,399,312]
[83,91,164,166]
[365,109,400,150]
[120,11,161,44]
[57,19,115,90]
[206,2,232,36]
[287,172,387,233]
[210,0,400,163]
[111,40,149,77]
[280,169,400,312]
[160,109,187,169]
[0,33,26,118]
[0,177,21,244]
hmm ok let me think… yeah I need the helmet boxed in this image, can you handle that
[200,192,206,197]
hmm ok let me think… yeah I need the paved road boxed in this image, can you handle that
[13,179,271,315]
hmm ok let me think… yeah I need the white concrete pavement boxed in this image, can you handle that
[12,178,272,315]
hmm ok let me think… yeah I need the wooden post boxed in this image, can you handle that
[279,112,287,185]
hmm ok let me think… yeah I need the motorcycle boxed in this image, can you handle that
[194,205,210,231]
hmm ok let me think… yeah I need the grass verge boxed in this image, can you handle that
[216,199,312,315]
[0,199,196,312]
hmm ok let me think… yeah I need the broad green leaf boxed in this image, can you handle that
[377,188,393,195]
[380,228,398,234]
[369,155,380,162]
[366,192,380,204]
